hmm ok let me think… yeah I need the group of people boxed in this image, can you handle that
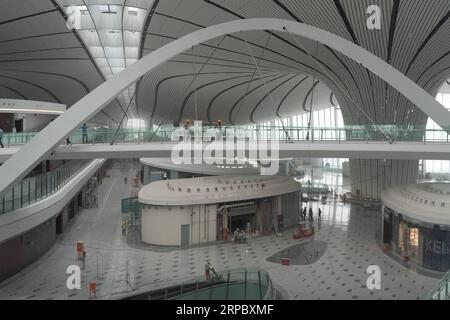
[233,228,248,243]
[301,206,322,221]
[180,119,224,142]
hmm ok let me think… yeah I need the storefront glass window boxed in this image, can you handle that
[383,206,450,272]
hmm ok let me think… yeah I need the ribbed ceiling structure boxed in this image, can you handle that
[55,0,155,122]
[0,0,449,126]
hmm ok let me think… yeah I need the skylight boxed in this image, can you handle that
[59,0,155,120]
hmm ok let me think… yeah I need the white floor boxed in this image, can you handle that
[0,161,439,300]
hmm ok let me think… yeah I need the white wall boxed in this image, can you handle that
[16,114,56,132]
[140,204,217,246]
[190,204,217,245]
[141,205,190,246]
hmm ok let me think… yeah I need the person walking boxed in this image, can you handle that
[308,207,314,221]
[121,222,127,237]
[209,264,219,281]
[81,123,88,144]
[302,207,307,221]
[318,208,322,220]
[82,250,86,270]
[0,127,4,148]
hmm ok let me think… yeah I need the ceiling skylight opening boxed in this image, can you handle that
[59,0,155,120]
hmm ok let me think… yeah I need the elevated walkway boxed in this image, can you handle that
[2,140,450,163]
[1,126,450,165]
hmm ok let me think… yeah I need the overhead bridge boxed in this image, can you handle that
[2,140,450,163]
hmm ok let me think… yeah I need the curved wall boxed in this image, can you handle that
[140,204,217,246]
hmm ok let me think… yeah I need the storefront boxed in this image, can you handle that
[382,183,450,273]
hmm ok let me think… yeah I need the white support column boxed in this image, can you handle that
[350,159,419,200]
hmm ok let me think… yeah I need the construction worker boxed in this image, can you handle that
[81,123,88,144]
[205,261,211,281]
[121,222,127,237]
[233,228,240,242]
[308,207,314,221]
[210,264,219,281]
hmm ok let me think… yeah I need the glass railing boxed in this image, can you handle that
[123,268,274,300]
[300,183,330,193]
[0,160,89,215]
[175,268,273,300]
[427,269,450,300]
[1,125,450,147]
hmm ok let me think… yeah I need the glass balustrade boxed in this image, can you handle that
[427,269,450,300]
[123,268,274,300]
[174,268,273,300]
[0,160,89,215]
[1,125,449,146]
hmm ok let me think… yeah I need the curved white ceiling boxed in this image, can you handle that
[0,0,449,126]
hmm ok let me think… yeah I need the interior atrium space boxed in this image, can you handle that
[1,0,450,308]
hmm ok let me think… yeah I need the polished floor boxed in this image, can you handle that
[0,161,439,300]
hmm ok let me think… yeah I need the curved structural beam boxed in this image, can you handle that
[177,74,255,123]
[1,18,450,193]
[276,75,309,117]
[302,81,320,112]
[207,73,278,123]
[228,74,287,124]
[249,74,298,123]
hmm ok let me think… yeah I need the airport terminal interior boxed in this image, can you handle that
[0,0,449,301]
